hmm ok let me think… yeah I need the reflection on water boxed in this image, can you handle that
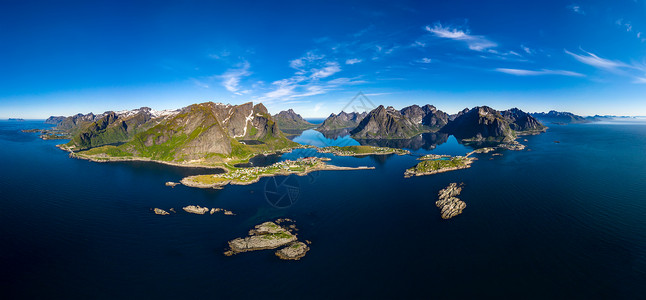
[294,129,455,152]
[356,132,450,151]
[292,129,360,147]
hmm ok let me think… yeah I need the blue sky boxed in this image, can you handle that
[1,0,646,118]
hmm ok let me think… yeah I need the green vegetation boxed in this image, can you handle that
[409,156,472,173]
[261,232,294,240]
[82,145,132,157]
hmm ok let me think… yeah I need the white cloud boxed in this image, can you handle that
[521,45,533,55]
[568,4,585,15]
[425,23,497,51]
[413,41,426,47]
[564,49,631,70]
[417,57,432,64]
[219,61,251,94]
[311,62,341,79]
[495,68,584,77]
[345,58,362,65]
[289,51,325,70]
[634,77,646,84]
[208,50,231,60]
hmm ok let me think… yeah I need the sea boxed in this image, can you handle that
[1,119,645,299]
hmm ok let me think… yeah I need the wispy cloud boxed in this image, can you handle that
[634,77,646,84]
[208,50,231,60]
[567,4,585,15]
[289,51,325,70]
[311,62,341,79]
[520,45,533,55]
[425,22,497,51]
[345,58,362,65]
[565,49,646,83]
[495,68,584,77]
[219,61,251,94]
[416,57,432,64]
[564,49,631,70]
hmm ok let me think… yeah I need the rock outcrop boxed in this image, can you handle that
[440,106,515,143]
[502,108,547,134]
[153,208,170,215]
[226,221,298,254]
[435,183,466,219]
[316,111,367,131]
[182,205,210,215]
[400,104,449,129]
[224,220,310,261]
[275,242,310,260]
[350,105,424,139]
[273,109,315,131]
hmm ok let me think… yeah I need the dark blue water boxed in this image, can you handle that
[1,120,646,299]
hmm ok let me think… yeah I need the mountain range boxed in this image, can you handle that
[49,102,297,164]
[46,101,604,165]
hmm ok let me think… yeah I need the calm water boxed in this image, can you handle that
[1,120,646,299]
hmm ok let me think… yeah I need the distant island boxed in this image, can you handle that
[8,118,24,121]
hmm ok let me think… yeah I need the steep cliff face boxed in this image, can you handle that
[316,111,367,131]
[350,105,424,139]
[441,106,515,142]
[273,109,315,131]
[502,108,547,133]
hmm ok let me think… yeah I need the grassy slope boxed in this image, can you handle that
[411,157,470,173]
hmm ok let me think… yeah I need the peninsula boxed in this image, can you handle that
[181,157,374,189]
[317,145,410,156]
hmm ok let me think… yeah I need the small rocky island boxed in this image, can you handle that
[224,220,310,260]
[436,182,466,219]
[404,156,475,178]
[181,157,374,189]
[152,206,234,216]
[317,145,410,156]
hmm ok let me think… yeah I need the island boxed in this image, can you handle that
[21,128,70,140]
[224,220,310,260]
[435,182,466,219]
[404,156,475,178]
[181,157,374,189]
[317,145,410,156]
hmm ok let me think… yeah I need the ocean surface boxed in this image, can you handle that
[1,120,646,299]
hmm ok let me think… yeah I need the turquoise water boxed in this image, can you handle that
[1,120,645,299]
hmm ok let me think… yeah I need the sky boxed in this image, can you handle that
[1,0,646,118]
